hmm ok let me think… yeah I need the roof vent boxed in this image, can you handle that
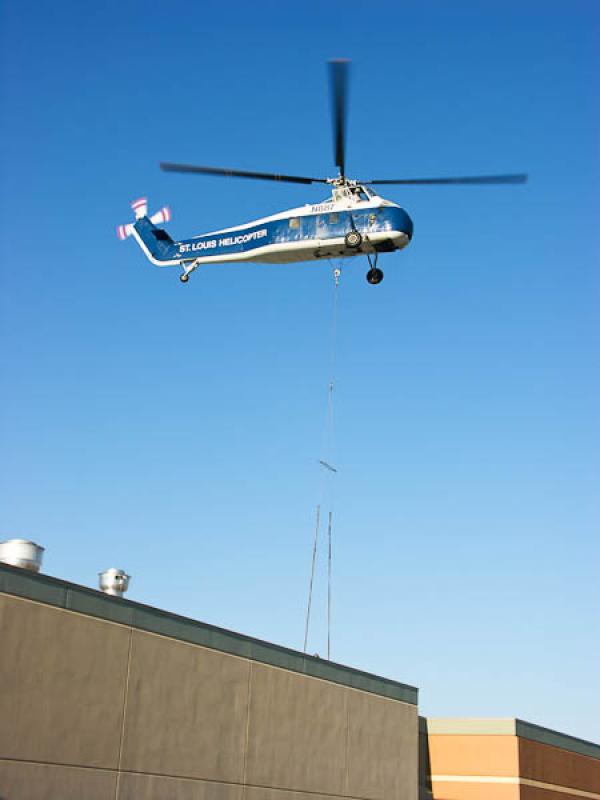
[98,568,130,597]
[0,539,44,573]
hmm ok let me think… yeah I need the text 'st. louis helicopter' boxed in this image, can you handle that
[117,61,527,285]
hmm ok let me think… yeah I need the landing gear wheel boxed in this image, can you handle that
[366,268,384,285]
[345,230,362,249]
[180,273,189,283]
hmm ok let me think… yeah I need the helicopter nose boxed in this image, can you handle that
[396,208,414,240]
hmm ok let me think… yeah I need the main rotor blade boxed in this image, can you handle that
[329,59,350,178]
[160,162,328,185]
[364,174,528,185]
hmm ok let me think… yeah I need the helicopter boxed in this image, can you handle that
[117,61,527,285]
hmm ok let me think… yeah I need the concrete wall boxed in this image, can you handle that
[0,591,418,800]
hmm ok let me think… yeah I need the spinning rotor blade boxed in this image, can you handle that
[160,162,328,185]
[364,174,528,185]
[329,59,350,178]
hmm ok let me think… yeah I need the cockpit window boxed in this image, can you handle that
[346,186,370,201]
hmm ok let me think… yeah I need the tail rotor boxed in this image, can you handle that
[117,197,172,240]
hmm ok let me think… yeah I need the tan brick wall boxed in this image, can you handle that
[426,730,600,800]
[519,738,600,795]
[428,734,519,777]
[429,780,519,800]
[521,788,598,800]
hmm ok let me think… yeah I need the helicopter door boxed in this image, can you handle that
[316,212,343,241]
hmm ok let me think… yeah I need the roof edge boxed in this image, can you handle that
[516,719,600,761]
[424,718,516,735]
[421,717,600,760]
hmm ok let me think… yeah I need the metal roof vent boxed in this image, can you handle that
[98,567,130,597]
[0,539,44,572]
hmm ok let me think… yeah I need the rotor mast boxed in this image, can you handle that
[329,59,350,184]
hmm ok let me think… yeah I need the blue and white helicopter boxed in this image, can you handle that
[118,61,527,284]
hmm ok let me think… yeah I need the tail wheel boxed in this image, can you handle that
[345,230,362,248]
[366,268,384,285]
[180,273,189,283]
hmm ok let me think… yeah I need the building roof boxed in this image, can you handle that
[0,561,418,705]
[421,717,600,760]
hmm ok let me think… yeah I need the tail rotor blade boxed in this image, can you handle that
[150,206,172,225]
[117,223,134,240]
[131,197,148,218]
[329,59,350,178]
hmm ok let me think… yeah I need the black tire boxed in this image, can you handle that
[180,273,189,283]
[366,268,384,285]
[345,230,362,248]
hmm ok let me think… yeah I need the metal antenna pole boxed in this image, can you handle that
[327,510,333,660]
[304,504,321,653]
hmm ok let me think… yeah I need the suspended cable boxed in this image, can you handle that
[327,509,333,660]
[303,262,341,658]
[303,504,320,653]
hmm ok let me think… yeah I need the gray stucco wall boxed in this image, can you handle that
[0,577,418,800]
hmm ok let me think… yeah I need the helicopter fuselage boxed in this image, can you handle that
[130,192,413,272]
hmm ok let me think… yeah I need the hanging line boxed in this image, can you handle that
[303,262,341,657]
[324,263,340,661]
[324,264,341,474]
[303,504,320,653]
[327,509,333,661]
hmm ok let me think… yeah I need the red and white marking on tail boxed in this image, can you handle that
[117,223,135,240]
[117,198,172,240]
[150,206,171,225]
[131,197,148,219]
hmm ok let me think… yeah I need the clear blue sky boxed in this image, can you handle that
[1,0,598,741]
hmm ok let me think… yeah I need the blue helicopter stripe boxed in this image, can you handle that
[135,207,413,263]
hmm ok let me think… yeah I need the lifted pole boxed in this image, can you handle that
[327,510,333,660]
[303,504,321,653]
